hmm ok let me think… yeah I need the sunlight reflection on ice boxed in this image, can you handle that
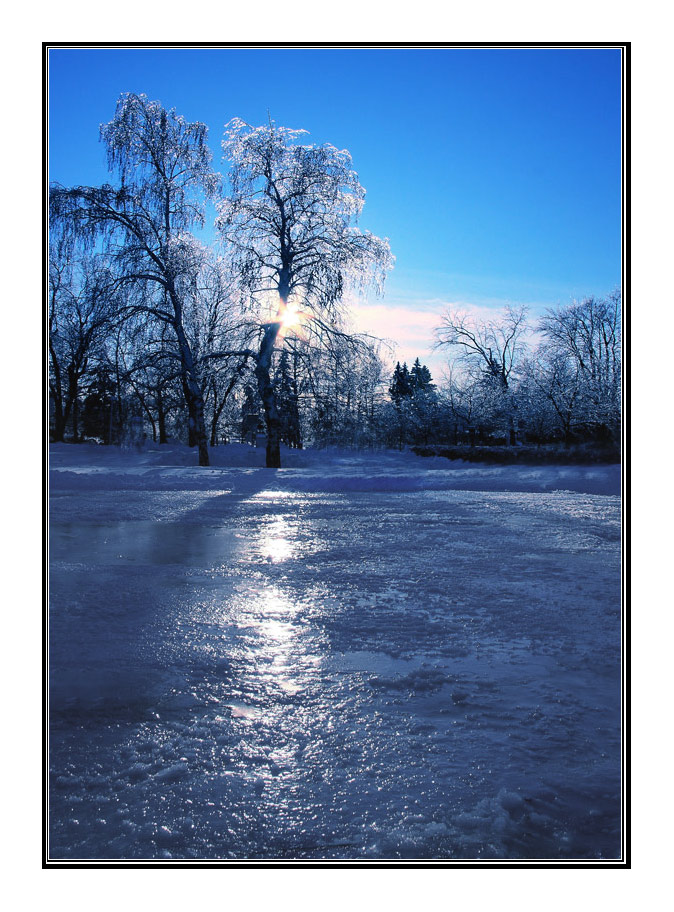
[259,516,294,563]
[230,587,307,717]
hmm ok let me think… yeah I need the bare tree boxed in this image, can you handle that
[108,314,183,444]
[296,334,386,449]
[50,93,220,465]
[436,305,528,388]
[519,350,582,445]
[49,247,117,441]
[538,293,621,440]
[183,255,252,446]
[438,365,482,445]
[435,305,528,444]
[216,119,393,467]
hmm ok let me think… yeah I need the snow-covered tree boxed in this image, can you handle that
[50,93,221,465]
[274,349,302,449]
[182,253,252,446]
[436,306,527,390]
[49,245,118,441]
[409,358,434,393]
[387,358,437,446]
[518,349,584,445]
[435,306,528,444]
[538,293,621,441]
[389,362,413,402]
[106,313,185,445]
[239,383,264,444]
[216,119,393,467]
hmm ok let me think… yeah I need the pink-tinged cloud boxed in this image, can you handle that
[353,303,438,343]
[350,299,524,378]
[349,302,444,376]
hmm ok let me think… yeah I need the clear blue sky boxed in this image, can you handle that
[48,46,622,371]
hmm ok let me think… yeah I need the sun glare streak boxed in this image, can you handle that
[281,302,301,329]
[277,299,312,342]
[258,292,313,341]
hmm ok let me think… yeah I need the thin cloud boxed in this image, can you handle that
[351,298,542,379]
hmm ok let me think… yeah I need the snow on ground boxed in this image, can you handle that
[49,443,622,861]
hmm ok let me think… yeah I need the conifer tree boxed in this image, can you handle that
[410,358,434,393]
[389,362,413,402]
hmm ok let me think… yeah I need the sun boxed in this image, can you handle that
[280,302,302,330]
[277,299,312,341]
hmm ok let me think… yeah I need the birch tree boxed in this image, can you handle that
[217,119,392,467]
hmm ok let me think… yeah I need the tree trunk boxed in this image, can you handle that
[157,389,168,444]
[194,400,210,466]
[182,372,198,447]
[49,343,66,441]
[508,395,518,446]
[72,397,79,442]
[180,379,209,465]
[66,368,80,441]
[187,400,198,447]
[209,378,219,446]
[255,323,282,468]
[210,380,227,447]
[173,313,209,466]
[51,388,65,442]
[137,396,157,443]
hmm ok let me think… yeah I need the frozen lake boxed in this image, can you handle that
[48,444,622,861]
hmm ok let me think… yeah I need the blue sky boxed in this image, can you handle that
[48,46,623,375]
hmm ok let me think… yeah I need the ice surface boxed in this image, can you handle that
[49,443,622,860]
